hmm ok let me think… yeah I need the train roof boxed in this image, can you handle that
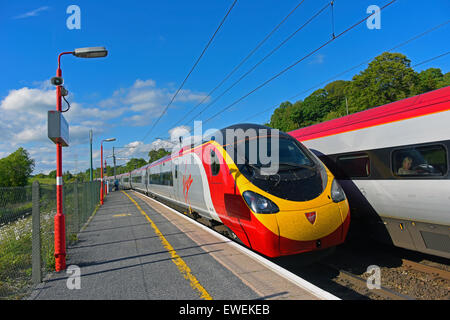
[289,86,450,142]
[128,123,291,173]
[206,123,291,142]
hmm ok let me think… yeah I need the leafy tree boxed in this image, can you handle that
[0,148,35,187]
[346,52,418,112]
[148,148,171,164]
[267,51,450,132]
[268,101,299,132]
[439,72,450,88]
[63,171,74,183]
[324,80,350,116]
[125,158,147,171]
[292,89,333,127]
[413,68,445,94]
[48,170,57,179]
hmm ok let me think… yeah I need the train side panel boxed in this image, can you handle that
[289,87,450,258]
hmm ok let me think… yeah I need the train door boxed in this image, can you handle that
[209,147,224,212]
[145,168,149,194]
[173,162,180,203]
[173,149,186,205]
[210,144,252,247]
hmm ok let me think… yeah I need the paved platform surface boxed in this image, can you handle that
[29,190,327,300]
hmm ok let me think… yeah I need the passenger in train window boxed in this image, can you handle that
[397,156,416,175]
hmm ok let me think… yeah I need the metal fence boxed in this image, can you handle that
[0,180,101,300]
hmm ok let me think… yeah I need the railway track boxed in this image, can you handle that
[320,263,415,300]
[401,259,450,281]
[315,235,450,300]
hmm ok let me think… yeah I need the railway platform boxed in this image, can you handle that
[29,190,337,300]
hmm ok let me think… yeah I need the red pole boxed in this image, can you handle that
[100,143,104,205]
[54,65,66,272]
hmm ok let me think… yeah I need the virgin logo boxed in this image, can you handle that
[182,174,193,205]
[305,212,316,225]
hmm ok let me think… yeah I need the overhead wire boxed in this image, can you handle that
[141,0,238,143]
[412,50,450,68]
[169,0,307,129]
[197,0,397,129]
[239,19,450,123]
[182,1,333,127]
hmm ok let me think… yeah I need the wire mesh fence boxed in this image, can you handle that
[0,180,101,300]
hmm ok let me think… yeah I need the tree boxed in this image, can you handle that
[324,80,350,116]
[268,101,300,132]
[292,89,333,127]
[148,148,171,164]
[439,72,450,88]
[346,52,418,112]
[0,148,35,187]
[125,158,147,171]
[413,68,445,94]
[267,51,449,132]
[48,170,57,179]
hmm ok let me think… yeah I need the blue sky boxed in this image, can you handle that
[0,0,449,174]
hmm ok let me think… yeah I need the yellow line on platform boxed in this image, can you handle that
[121,191,213,300]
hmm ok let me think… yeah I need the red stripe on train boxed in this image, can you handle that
[289,86,450,142]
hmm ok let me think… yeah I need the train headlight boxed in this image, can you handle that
[331,179,346,203]
[243,191,279,214]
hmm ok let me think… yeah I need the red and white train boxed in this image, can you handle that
[289,86,450,258]
[111,124,350,258]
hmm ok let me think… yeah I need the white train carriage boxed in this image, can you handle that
[289,86,450,258]
[130,167,147,193]
[119,172,132,190]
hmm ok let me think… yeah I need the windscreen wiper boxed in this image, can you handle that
[278,162,316,171]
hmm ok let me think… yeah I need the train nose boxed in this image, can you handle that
[276,201,349,255]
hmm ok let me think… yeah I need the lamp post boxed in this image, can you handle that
[101,138,116,205]
[53,47,107,272]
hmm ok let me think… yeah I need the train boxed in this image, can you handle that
[289,86,450,259]
[107,124,350,258]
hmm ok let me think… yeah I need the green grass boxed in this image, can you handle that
[0,213,55,299]
[28,177,55,185]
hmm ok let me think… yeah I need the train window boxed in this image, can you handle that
[150,173,160,185]
[211,150,220,176]
[132,176,142,183]
[149,171,173,186]
[160,171,173,186]
[175,165,178,179]
[392,145,447,177]
[336,153,370,178]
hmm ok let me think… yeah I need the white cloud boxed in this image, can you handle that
[169,125,191,143]
[133,79,156,89]
[309,53,325,65]
[0,84,121,174]
[0,78,209,174]
[99,79,209,127]
[0,86,113,147]
[1,87,54,116]
[13,6,50,19]
[109,139,175,162]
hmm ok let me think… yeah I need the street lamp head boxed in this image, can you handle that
[73,47,108,58]
[104,138,116,142]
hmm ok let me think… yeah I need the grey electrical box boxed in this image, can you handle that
[48,111,69,147]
